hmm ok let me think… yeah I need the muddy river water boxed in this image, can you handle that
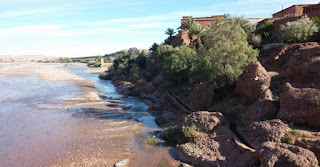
[0,64,177,167]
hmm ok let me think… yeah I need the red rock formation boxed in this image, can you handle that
[246,89,278,122]
[240,119,291,149]
[235,61,271,100]
[176,112,258,167]
[278,83,320,128]
[188,82,215,111]
[258,142,318,167]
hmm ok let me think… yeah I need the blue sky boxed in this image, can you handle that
[0,0,318,57]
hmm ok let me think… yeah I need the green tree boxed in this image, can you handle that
[192,24,206,50]
[256,20,274,41]
[180,18,198,43]
[230,16,256,34]
[280,15,318,43]
[165,28,176,37]
[149,43,159,52]
[193,18,258,88]
[163,46,197,83]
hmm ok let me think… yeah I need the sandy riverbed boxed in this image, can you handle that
[0,63,178,167]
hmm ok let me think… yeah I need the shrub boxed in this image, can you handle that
[256,21,274,41]
[192,18,258,88]
[127,90,140,97]
[145,138,157,145]
[280,15,318,43]
[155,116,166,125]
[248,34,262,48]
[230,16,256,34]
[282,129,313,144]
[87,61,101,67]
[149,43,159,52]
[162,125,200,146]
[181,125,199,138]
[135,54,147,69]
[311,17,320,42]
[162,127,186,146]
[163,46,197,84]
[57,57,72,63]
[98,71,113,80]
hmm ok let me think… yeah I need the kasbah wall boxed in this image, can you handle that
[271,3,320,33]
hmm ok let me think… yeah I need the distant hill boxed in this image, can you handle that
[105,47,149,57]
[0,55,56,62]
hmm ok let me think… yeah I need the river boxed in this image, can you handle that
[0,63,177,167]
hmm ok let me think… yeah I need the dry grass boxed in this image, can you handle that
[283,129,313,144]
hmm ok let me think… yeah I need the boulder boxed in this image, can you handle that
[295,138,320,163]
[188,82,215,111]
[240,119,291,148]
[235,61,271,100]
[258,142,318,167]
[278,83,320,128]
[176,111,258,167]
[183,111,223,133]
[285,43,320,85]
[246,89,278,122]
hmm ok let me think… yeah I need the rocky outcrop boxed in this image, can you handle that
[240,119,291,148]
[115,81,134,95]
[246,89,278,122]
[259,43,320,86]
[295,138,320,163]
[236,61,271,100]
[278,83,320,128]
[258,44,287,71]
[176,112,258,167]
[258,142,318,167]
[188,82,215,111]
[285,43,320,85]
[182,111,222,133]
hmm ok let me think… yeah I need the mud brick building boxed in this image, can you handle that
[167,15,265,46]
[259,3,320,33]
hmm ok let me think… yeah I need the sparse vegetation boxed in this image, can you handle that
[145,138,157,145]
[282,130,313,144]
[162,125,199,146]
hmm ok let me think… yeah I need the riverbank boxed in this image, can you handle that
[0,63,178,167]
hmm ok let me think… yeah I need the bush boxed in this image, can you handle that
[155,116,166,125]
[256,21,274,42]
[311,17,320,42]
[192,18,258,88]
[248,34,262,48]
[145,138,157,145]
[282,130,313,144]
[135,54,147,69]
[57,57,72,63]
[230,16,256,34]
[162,125,199,146]
[163,46,197,84]
[280,15,318,43]
[87,61,101,67]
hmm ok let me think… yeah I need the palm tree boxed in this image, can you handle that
[180,18,198,43]
[165,28,176,37]
[192,25,206,50]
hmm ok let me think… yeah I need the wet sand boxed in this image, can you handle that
[0,63,178,167]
